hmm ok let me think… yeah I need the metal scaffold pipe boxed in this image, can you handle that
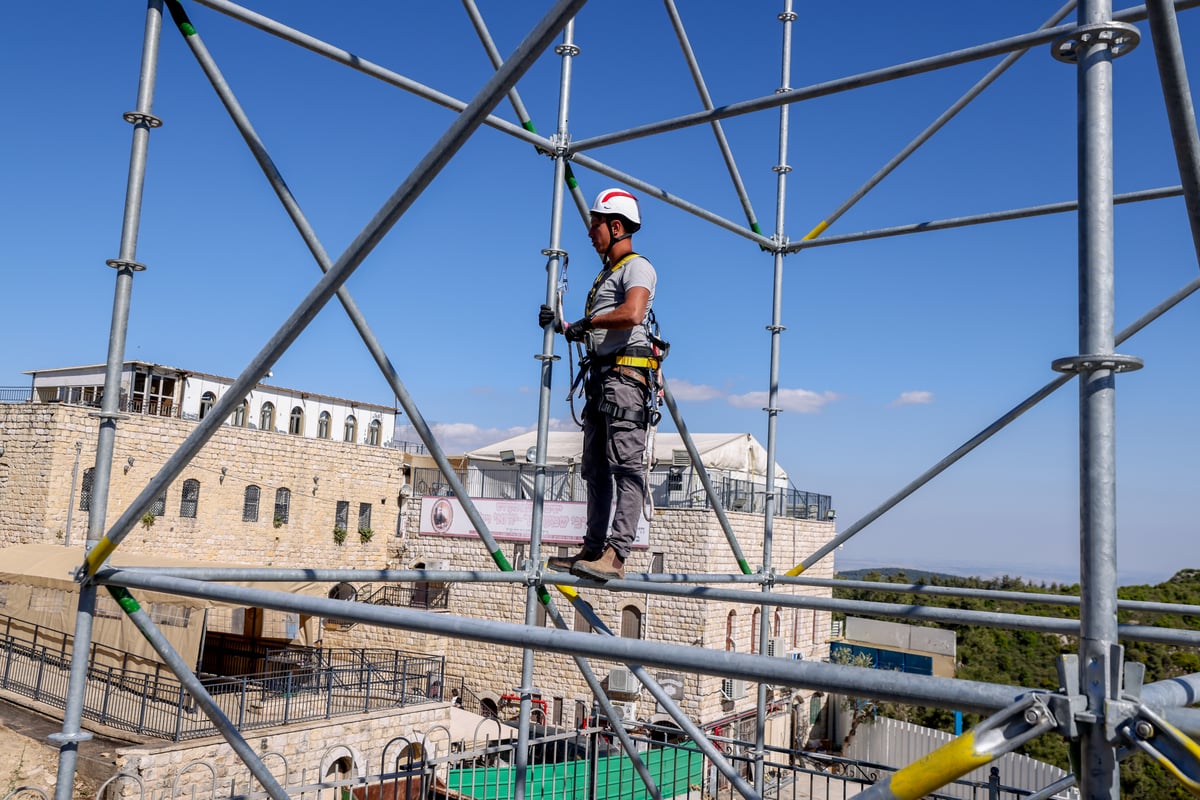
[96,567,1033,714]
[78,0,589,579]
[1145,0,1200,261]
[53,3,164,797]
[788,268,1200,576]
[569,1,1200,154]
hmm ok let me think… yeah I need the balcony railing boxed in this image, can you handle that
[410,465,832,519]
[0,386,32,403]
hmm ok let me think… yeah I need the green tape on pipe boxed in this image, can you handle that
[536,587,553,606]
[565,166,579,190]
[522,120,538,134]
[164,0,197,36]
[737,558,753,575]
[492,549,514,572]
[106,585,141,614]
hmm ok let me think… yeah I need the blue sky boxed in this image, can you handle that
[3,2,1198,585]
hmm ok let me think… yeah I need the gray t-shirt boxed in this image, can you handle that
[584,255,656,358]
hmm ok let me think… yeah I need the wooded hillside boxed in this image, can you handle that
[832,569,1200,799]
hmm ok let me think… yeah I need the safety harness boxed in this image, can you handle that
[565,252,668,428]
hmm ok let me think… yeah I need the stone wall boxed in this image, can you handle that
[110,702,449,799]
[330,503,836,733]
[0,404,411,568]
[1,403,836,738]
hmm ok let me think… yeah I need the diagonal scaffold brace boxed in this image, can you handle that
[855,693,1058,800]
[1118,704,1200,796]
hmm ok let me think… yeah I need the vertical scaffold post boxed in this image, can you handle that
[1052,0,1144,796]
[52,3,165,799]
[754,0,795,794]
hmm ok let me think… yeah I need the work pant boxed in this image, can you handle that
[581,368,649,559]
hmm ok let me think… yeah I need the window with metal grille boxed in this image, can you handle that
[358,502,372,531]
[149,603,191,627]
[180,479,200,518]
[231,400,248,427]
[335,500,350,531]
[243,485,260,522]
[343,415,357,443]
[317,411,331,439]
[651,552,664,573]
[79,467,95,511]
[29,587,70,612]
[289,406,303,435]
[274,488,291,525]
[367,419,381,446]
[150,490,166,517]
[95,594,123,619]
[260,402,275,432]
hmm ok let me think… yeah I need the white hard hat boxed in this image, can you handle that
[591,188,641,227]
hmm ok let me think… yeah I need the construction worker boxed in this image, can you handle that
[539,188,657,581]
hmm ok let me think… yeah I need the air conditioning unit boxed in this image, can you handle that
[831,619,844,639]
[610,700,639,724]
[721,678,747,700]
[672,449,690,467]
[608,666,639,695]
[766,637,790,657]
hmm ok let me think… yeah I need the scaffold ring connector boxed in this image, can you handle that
[534,353,562,362]
[554,43,580,57]
[766,324,786,333]
[777,11,798,22]
[1051,22,1140,64]
[106,258,147,272]
[47,730,94,745]
[1050,353,1143,374]
[541,248,567,258]
[122,111,163,128]
[772,164,792,174]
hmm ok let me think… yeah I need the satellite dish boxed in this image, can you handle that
[399,484,414,499]
[525,446,538,463]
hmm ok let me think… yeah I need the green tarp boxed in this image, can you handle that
[448,744,704,799]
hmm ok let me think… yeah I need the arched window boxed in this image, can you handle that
[751,607,761,654]
[79,468,95,511]
[343,415,357,443]
[180,479,200,518]
[243,485,260,522]
[725,610,737,652]
[259,403,275,432]
[774,608,782,638]
[317,411,331,439]
[274,488,291,525]
[231,400,248,428]
[288,406,304,435]
[367,419,382,446]
[620,605,642,639]
[150,490,167,518]
[199,391,216,420]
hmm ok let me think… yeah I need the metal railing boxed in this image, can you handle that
[0,386,31,403]
[412,464,833,518]
[0,627,445,742]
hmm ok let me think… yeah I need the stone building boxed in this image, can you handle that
[0,375,837,748]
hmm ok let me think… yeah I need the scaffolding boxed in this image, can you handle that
[40,1,1200,799]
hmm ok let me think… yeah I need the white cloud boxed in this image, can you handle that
[667,378,724,402]
[892,390,935,407]
[727,388,839,413]
[394,418,579,454]
[393,422,531,454]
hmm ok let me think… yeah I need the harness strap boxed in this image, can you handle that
[584,252,641,318]
[614,355,659,370]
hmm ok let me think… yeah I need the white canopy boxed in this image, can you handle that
[467,431,787,481]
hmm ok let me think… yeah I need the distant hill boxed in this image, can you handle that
[832,568,1200,799]
[836,567,972,584]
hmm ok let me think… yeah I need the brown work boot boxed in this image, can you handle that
[571,547,625,581]
[546,548,599,572]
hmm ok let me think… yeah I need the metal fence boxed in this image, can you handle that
[67,721,1072,799]
[0,386,31,403]
[411,464,832,518]
[0,628,445,742]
